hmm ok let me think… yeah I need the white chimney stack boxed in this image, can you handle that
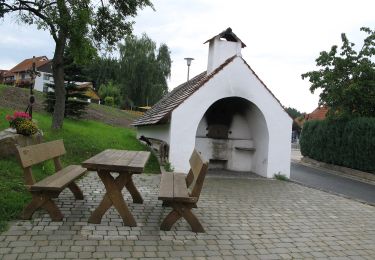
[205,28,246,74]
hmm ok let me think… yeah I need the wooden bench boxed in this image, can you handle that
[16,140,87,221]
[158,150,208,232]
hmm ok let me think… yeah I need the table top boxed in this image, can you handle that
[82,149,150,173]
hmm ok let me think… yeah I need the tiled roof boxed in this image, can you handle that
[305,106,328,121]
[10,56,49,73]
[75,82,100,100]
[132,56,237,126]
[132,55,291,126]
[3,71,15,77]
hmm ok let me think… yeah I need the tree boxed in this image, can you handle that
[302,27,375,119]
[44,52,90,118]
[98,81,122,107]
[86,56,120,90]
[0,0,153,129]
[285,107,303,119]
[118,34,171,107]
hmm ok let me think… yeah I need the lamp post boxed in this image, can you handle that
[184,57,194,81]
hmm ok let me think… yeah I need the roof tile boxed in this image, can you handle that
[132,56,236,126]
[10,56,49,73]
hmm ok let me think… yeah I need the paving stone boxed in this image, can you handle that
[0,173,373,259]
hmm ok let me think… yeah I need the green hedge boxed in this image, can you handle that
[300,118,375,173]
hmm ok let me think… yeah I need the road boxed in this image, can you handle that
[290,162,375,205]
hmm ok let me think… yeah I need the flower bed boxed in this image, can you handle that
[5,111,38,136]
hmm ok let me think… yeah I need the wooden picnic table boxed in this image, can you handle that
[82,149,150,226]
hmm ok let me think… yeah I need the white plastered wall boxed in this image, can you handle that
[169,57,292,178]
[136,124,171,144]
[34,72,54,92]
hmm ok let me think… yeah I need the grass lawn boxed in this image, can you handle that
[0,107,159,232]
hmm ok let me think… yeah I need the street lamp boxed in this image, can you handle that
[184,57,194,81]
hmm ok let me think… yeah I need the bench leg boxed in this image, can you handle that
[68,182,84,200]
[160,208,181,231]
[175,205,204,233]
[160,203,205,233]
[42,199,64,221]
[22,193,63,221]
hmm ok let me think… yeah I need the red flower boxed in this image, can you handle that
[13,111,30,119]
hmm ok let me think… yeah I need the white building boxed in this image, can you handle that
[2,56,53,92]
[34,60,54,93]
[133,28,292,178]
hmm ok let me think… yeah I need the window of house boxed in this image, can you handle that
[43,73,51,80]
[43,84,49,93]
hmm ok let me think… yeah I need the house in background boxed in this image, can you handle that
[74,82,101,104]
[305,106,328,121]
[133,28,292,178]
[2,56,53,91]
[2,56,100,103]
[0,70,8,83]
[34,60,54,93]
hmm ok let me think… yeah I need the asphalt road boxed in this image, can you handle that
[290,162,375,205]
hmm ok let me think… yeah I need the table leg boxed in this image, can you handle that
[125,174,144,204]
[88,171,136,226]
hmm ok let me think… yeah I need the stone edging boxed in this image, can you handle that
[289,178,375,207]
[298,157,375,185]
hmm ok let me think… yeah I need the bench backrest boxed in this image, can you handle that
[185,150,209,199]
[17,140,66,186]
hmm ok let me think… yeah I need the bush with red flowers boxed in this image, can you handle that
[5,111,38,136]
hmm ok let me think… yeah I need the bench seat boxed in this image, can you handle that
[30,165,87,192]
[158,172,197,203]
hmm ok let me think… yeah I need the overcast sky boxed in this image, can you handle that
[1,0,374,112]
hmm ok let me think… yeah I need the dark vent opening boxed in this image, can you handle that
[205,97,249,139]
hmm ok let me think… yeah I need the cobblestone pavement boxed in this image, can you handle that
[1,172,374,259]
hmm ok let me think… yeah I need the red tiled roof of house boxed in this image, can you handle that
[3,71,15,77]
[9,56,49,73]
[305,106,329,121]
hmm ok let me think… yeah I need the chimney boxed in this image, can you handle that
[205,28,246,74]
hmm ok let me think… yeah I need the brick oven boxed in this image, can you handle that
[133,28,292,178]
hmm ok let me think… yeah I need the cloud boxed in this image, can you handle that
[0,19,54,69]
[132,0,375,112]
[1,0,373,112]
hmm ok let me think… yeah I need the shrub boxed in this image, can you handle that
[164,162,174,172]
[274,173,289,181]
[300,118,375,172]
[104,96,115,107]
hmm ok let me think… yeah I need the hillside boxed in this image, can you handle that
[0,85,137,127]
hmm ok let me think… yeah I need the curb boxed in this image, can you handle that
[291,158,375,186]
[289,178,375,207]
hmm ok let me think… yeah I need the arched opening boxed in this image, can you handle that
[195,97,269,176]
